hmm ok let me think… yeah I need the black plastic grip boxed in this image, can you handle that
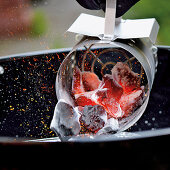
[76,0,140,18]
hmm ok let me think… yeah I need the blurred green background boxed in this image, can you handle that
[124,0,170,45]
[0,0,169,57]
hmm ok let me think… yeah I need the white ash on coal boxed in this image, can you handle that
[79,105,107,133]
[50,99,81,141]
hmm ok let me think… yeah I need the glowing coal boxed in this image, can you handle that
[51,62,145,140]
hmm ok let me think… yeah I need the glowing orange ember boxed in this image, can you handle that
[82,71,101,91]
[75,92,97,107]
[112,62,140,93]
[72,62,144,119]
[72,67,84,95]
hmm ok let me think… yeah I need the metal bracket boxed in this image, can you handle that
[103,0,117,41]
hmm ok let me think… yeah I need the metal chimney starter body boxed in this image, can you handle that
[51,0,159,140]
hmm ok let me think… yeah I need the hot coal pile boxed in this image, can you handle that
[51,62,145,140]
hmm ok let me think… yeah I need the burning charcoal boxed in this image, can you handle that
[50,100,81,140]
[96,93,124,118]
[72,66,84,95]
[75,91,97,107]
[80,105,107,132]
[97,74,123,101]
[120,88,144,117]
[112,62,140,93]
[96,118,119,135]
[94,75,124,118]
[82,71,101,91]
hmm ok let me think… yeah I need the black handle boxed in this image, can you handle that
[76,0,140,18]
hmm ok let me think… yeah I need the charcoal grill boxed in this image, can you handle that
[0,45,169,168]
